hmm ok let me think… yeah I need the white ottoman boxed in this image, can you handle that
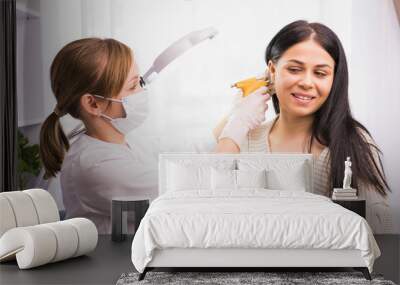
[0,189,98,269]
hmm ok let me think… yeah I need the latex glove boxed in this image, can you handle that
[219,86,270,148]
[229,72,271,115]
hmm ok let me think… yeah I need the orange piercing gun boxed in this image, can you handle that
[231,75,271,97]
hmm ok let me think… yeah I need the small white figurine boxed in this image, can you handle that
[342,157,352,189]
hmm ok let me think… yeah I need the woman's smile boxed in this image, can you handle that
[291,92,317,105]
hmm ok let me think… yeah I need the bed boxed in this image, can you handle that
[131,153,380,281]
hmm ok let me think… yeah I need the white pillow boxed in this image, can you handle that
[211,168,236,190]
[167,162,211,191]
[238,159,310,191]
[211,169,267,190]
[166,159,236,192]
[236,169,267,189]
[265,167,307,191]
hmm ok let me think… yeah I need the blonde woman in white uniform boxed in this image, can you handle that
[39,38,157,234]
[214,20,393,234]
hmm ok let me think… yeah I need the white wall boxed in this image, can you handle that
[16,0,43,127]
[348,0,400,233]
[21,0,399,232]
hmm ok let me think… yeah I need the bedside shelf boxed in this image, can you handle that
[332,198,366,218]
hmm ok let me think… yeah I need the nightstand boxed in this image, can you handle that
[332,198,366,218]
[111,196,150,242]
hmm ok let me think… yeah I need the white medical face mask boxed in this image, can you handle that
[94,89,149,135]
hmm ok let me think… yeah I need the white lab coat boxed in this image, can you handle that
[60,133,159,234]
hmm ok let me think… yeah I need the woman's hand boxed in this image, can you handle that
[217,86,270,151]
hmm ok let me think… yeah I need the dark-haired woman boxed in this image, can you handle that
[215,20,392,233]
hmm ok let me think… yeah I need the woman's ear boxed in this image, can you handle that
[267,60,276,82]
[80,94,102,117]
[266,61,277,95]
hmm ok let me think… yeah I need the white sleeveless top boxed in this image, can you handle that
[239,118,393,234]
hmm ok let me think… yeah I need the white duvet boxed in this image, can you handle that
[131,190,380,273]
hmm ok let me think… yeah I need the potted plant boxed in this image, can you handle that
[17,130,41,190]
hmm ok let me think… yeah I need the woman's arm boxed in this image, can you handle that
[214,87,270,153]
[212,116,228,141]
[213,116,240,153]
[215,138,240,153]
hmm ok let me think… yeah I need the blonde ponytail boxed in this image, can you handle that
[39,112,69,178]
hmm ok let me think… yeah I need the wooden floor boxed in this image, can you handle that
[0,235,398,285]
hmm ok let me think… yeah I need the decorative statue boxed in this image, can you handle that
[342,157,352,189]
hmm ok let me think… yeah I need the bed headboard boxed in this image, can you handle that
[158,153,314,195]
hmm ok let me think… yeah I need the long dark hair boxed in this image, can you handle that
[265,20,389,196]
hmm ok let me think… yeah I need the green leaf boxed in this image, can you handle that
[17,129,42,189]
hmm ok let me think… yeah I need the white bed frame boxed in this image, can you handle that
[139,153,371,280]
[148,248,365,268]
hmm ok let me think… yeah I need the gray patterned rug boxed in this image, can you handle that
[116,271,396,285]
